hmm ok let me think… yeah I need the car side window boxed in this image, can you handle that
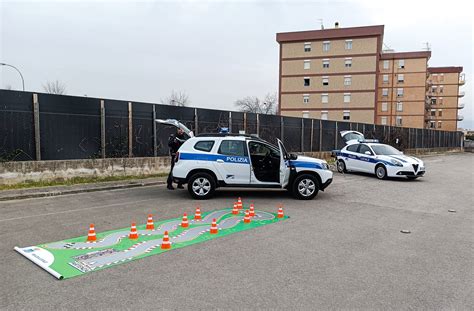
[194,141,214,152]
[218,140,247,157]
[248,141,280,157]
[346,144,359,152]
[358,144,373,155]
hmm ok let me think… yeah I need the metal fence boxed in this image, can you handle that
[0,90,463,161]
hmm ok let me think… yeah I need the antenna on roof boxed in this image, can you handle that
[382,42,394,52]
[318,18,324,30]
[423,42,431,51]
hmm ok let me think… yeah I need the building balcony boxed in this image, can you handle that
[458,103,465,109]
[458,91,465,97]
[457,115,464,121]
[459,73,465,85]
[425,115,435,121]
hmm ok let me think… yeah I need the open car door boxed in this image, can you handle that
[155,119,194,138]
[277,139,290,188]
[340,130,364,145]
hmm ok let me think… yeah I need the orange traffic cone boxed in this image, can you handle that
[277,206,284,218]
[243,210,251,223]
[146,214,154,230]
[161,231,171,249]
[210,218,218,234]
[237,197,243,209]
[249,204,255,217]
[87,223,96,242]
[129,222,139,239]
[194,206,202,220]
[232,202,239,215]
[181,213,189,228]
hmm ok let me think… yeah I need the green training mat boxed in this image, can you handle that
[15,208,287,279]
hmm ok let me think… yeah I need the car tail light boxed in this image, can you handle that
[175,152,179,163]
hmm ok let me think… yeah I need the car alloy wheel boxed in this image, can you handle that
[376,166,386,179]
[297,178,316,197]
[192,177,211,196]
[337,160,346,173]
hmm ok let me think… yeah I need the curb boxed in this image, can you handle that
[0,181,166,202]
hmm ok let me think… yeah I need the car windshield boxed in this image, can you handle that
[371,144,402,155]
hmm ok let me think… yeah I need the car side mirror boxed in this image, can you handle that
[289,153,298,160]
[364,151,372,155]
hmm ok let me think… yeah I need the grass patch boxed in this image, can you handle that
[0,173,168,191]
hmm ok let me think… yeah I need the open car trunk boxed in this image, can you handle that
[155,119,194,137]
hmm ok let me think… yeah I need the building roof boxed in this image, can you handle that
[276,25,384,43]
[380,51,431,60]
[428,66,463,73]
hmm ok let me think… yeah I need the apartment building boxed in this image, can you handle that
[426,67,465,131]
[276,24,465,131]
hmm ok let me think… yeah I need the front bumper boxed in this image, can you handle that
[387,165,426,177]
[321,178,332,191]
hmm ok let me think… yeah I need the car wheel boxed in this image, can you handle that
[336,160,347,173]
[375,165,387,180]
[187,172,216,200]
[292,174,319,200]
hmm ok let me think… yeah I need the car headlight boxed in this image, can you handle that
[321,162,329,170]
[390,159,403,167]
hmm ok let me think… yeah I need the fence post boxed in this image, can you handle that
[310,119,314,152]
[33,93,41,161]
[152,105,157,157]
[229,111,232,133]
[319,119,322,152]
[407,128,411,149]
[280,116,284,142]
[194,108,198,135]
[128,102,133,157]
[256,114,260,136]
[301,118,304,152]
[243,113,247,133]
[334,121,338,149]
[100,100,106,159]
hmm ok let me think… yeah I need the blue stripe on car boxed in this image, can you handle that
[179,153,250,164]
[338,152,395,166]
[289,161,323,170]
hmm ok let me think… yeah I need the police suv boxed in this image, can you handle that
[156,119,333,200]
[335,131,426,180]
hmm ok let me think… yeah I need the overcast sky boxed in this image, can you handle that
[1,0,472,128]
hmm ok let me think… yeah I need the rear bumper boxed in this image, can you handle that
[173,177,187,184]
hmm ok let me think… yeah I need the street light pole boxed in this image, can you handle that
[0,63,25,91]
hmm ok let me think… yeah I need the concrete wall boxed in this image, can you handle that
[0,157,171,185]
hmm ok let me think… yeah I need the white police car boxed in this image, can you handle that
[156,119,332,200]
[335,131,425,180]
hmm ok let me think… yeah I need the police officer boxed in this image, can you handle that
[167,128,187,190]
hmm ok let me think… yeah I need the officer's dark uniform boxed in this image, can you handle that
[167,131,186,189]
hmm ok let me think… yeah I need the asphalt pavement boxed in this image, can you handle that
[1,153,473,310]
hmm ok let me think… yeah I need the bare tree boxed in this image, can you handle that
[235,92,277,114]
[43,80,67,95]
[161,90,190,107]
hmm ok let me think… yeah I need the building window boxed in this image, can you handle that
[438,109,443,117]
[322,59,330,68]
[383,74,389,83]
[345,40,353,50]
[304,60,311,70]
[439,85,444,93]
[439,74,444,82]
[396,116,403,126]
[321,93,329,104]
[345,58,352,67]
[438,121,442,128]
[304,78,310,86]
[304,42,311,52]
[397,88,404,97]
[430,121,436,129]
[381,116,388,125]
[343,111,350,120]
[383,60,389,70]
[302,111,309,118]
[381,102,388,111]
[432,86,437,93]
[431,98,436,105]
[344,93,351,103]
[396,102,403,112]
[382,88,388,97]
[430,109,436,116]
[398,59,405,69]
[323,41,330,51]
[321,111,328,120]
[398,74,404,83]
[438,97,443,105]
[303,94,310,104]
[322,77,329,86]
[432,74,438,81]
[344,76,352,86]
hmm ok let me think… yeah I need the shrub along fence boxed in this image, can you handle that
[0,90,463,162]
